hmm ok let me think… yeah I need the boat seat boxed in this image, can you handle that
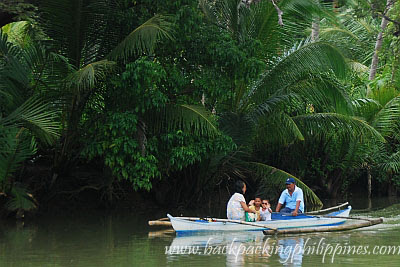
[271,213,314,220]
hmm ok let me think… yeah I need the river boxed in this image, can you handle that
[1,198,400,266]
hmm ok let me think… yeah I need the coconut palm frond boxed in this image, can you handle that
[370,96,400,137]
[352,98,382,122]
[0,29,68,109]
[379,150,400,174]
[219,111,255,147]
[287,73,354,115]
[320,27,360,41]
[251,0,327,46]
[0,29,22,58]
[293,113,385,142]
[348,61,369,74]
[256,41,347,102]
[150,104,219,137]
[249,161,323,206]
[0,31,30,96]
[319,14,376,64]
[107,14,174,61]
[0,127,36,183]
[247,93,292,118]
[37,0,116,66]
[20,43,73,99]
[368,85,399,106]
[5,184,37,211]
[67,59,115,92]
[254,112,304,149]
[1,97,60,144]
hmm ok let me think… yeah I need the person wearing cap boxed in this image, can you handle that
[275,177,304,216]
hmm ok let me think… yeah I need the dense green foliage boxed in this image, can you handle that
[1,0,400,215]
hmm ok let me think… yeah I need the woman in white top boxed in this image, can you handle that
[227,180,256,220]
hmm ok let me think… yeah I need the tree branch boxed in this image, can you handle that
[377,13,400,26]
[270,0,284,26]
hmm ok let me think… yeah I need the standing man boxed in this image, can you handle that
[275,177,304,216]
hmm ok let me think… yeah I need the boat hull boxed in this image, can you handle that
[168,207,351,233]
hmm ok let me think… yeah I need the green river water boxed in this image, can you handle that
[1,198,400,266]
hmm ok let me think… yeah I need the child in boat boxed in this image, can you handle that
[260,199,273,221]
[248,197,262,221]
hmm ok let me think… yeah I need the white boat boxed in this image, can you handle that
[167,206,352,233]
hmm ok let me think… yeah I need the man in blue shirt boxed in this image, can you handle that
[275,177,304,216]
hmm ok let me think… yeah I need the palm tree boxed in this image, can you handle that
[29,0,174,176]
[199,0,386,206]
[317,6,400,197]
[353,85,400,196]
[0,29,62,213]
[25,0,228,204]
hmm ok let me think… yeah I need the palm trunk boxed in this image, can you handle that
[311,17,320,42]
[391,44,399,82]
[369,0,395,80]
[332,0,338,9]
[367,165,372,198]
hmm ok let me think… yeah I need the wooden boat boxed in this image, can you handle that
[167,206,352,233]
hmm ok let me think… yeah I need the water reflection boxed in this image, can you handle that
[165,231,307,266]
[0,200,399,267]
[0,221,38,257]
[277,237,304,266]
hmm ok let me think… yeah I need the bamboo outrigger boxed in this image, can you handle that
[263,217,383,235]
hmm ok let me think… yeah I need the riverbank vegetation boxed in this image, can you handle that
[1,0,400,217]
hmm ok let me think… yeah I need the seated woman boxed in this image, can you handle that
[260,199,273,221]
[227,180,256,220]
